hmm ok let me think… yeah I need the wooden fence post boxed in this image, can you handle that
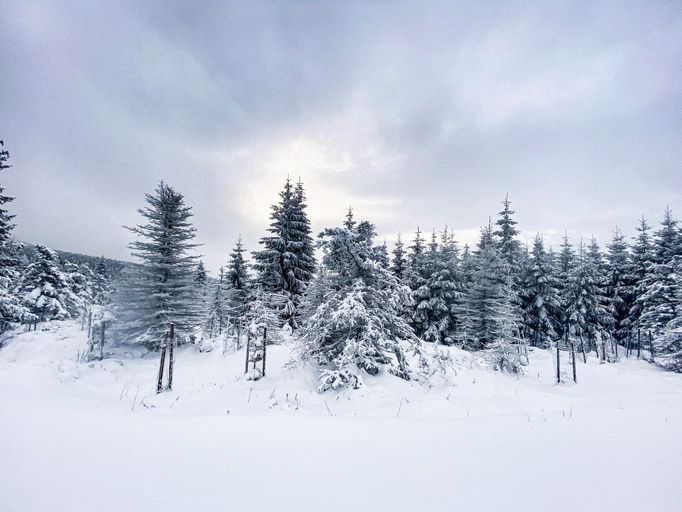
[156,336,167,394]
[262,327,267,378]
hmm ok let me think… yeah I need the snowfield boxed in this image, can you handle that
[1,321,681,512]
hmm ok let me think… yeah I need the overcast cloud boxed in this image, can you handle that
[1,1,681,273]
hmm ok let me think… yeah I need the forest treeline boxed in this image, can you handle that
[1,139,680,390]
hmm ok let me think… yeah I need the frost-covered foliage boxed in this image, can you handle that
[606,228,633,342]
[520,235,560,348]
[0,140,27,327]
[463,224,521,352]
[253,178,315,328]
[654,264,682,372]
[18,245,76,321]
[299,218,425,391]
[639,209,681,336]
[564,240,611,352]
[113,181,200,348]
[413,228,463,345]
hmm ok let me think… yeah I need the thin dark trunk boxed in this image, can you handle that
[648,330,654,362]
[637,329,641,359]
[167,323,175,391]
[99,323,105,360]
[244,332,251,374]
[571,341,577,383]
[578,330,587,363]
[262,327,267,378]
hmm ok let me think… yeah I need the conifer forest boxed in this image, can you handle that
[1,2,680,511]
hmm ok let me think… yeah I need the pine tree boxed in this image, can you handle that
[521,235,561,348]
[606,228,632,342]
[625,217,654,329]
[414,228,462,344]
[654,263,682,372]
[391,233,407,279]
[494,194,522,268]
[639,209,680,336]
[91,257,112,306]
[18,245,76,322]
[205,267,228,338]
[226,236,251,327]
[464,222,522,371]
[566,239,610,356]
[0,140,25,328]
[63,261,94,316]
[299,216,425,391]
[113,181,200,347]
[253,178,316,328]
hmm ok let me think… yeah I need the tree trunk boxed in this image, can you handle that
[578,330,587,363]
[637,329,641,359]
[648,330,654,362]
[262,327,267,378]
[99,322,105,360]
[570,341,577,383]
[167,323,175,391]
[244,331,251,374]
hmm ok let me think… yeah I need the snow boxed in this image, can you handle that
[1,321,681,512]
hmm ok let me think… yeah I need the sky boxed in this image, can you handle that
[1,1,681,273]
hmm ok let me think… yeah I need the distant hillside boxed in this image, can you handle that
[17,241,130,278]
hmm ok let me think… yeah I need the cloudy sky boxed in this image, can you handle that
[2,1,681,273]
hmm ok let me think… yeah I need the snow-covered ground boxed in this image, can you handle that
[1,321,681,512]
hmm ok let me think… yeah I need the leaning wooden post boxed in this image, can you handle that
[156,334,167,394]
[556,328,563,384]
[262,327,267,378]
[167,323,175,391]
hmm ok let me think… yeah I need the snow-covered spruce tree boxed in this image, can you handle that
[63,261,95,317]
[91,257,112,306]
[464,222,522,371]
[113,181,200,348]
[654,263,682,372]
[565,239,611,357]
[204,266,227,338]
[638,208,680,337]
[520,235,561,348]
[556,233,576,340]
[414,228,463,344]
[253,178,315,328]
[494,194,523,269]
[18,245,76,321]
[625,216,654,329]
[606,228,632,343]
[299,218,425,391]
[225,236,251,328]
[391,233,407,279]
[0,140,26,328]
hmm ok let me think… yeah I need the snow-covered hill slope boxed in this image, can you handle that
[1,321,681,512]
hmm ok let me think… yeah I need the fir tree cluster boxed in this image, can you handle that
[2,136,681,386]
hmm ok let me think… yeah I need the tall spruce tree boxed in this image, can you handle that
[464,222,521,370]
[639,209,680,336]
[521,235,561,348]
[494,194,522,268]
[0,140,25,327]
[226,236,251,327]
[626,217,654,329]
[606,228,632,342]
[113,182,200,347]
[253,178,315,328]
[391,233,407,279]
